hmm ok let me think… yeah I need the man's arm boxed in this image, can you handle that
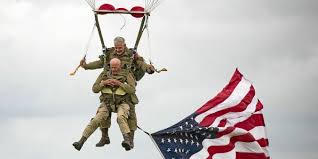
[92,71,106,93]
[134,55,154,74]
[112,74,136,94]
[81,55,105,70]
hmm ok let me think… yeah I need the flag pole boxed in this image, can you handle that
[137,126,165,159]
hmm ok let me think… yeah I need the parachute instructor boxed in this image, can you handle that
[80,36,155,79]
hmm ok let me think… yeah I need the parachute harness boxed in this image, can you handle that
[70,0,166,75]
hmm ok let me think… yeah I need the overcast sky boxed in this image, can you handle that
[1,0,318,158]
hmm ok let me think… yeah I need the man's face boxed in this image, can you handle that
[114,42,125,55]
[111,62,121,75]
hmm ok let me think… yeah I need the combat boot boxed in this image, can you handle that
[72,136,87,151]
[96,128,110,147]
[121,133,132,151]
[130,130,135,149]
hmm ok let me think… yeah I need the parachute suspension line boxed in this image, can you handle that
[144,15,167,73]
[118,14,127,31]
[144,18,167,73]
[145,0,152,12]
[84,0,95,10]
[145,0,156,12]
[69,23,96,76]
[84,23,96,56]
[145,0,163,12]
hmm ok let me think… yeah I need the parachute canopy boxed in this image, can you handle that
[84,0,162,17]
[97,4,146,18]
[82,0,164,53]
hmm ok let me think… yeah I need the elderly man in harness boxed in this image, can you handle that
[73,58,136,151]
[77,37,155,149]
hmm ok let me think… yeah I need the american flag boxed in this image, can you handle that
[151,69,270,159]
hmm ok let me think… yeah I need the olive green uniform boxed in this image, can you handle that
[82,103,109,138]
[82,70,136,137]
[82,47,154,80]
[83,47,151,131]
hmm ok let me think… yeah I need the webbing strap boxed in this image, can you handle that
[94,13,107,53]
[137,125,150,136]
[134,16,148,51]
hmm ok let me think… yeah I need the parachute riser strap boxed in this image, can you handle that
[94,13,107,53]
[134,15,148,51]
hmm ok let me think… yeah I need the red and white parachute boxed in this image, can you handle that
[84,0,162,15]
[83,0,163,52]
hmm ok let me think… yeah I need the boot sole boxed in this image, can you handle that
[121,142,131,151]
[72,143,82,151]
[96,141,110,147]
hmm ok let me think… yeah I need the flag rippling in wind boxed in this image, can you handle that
[151,69,270,159]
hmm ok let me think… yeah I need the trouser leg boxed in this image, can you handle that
[117,103,132,151]
[73,104,110,151]
[128,104,137,131]
[116,103,130,134]
[128,104,137,148]
[82,104,110,138]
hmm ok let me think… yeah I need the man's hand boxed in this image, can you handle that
[147,64,155,74]
[101,79,122,87]
[102,79,115,87]
[80,58,86,67]
[133,53,140,60]
[111,79,123,86]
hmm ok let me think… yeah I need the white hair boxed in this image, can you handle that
[110,58,121,65]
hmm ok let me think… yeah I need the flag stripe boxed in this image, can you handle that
[195,77,251,124]
[235,140,267,152]
[249,126,268,142]
[191,126,268,159]
[255,100,263,112]
[217,119,227,127]
[257,139,269,147]
[196,69,243,114]
[207,132,267,158]
[236,152,267,159]
[216,127,236,138]
[199,85,255,127]
[222,110,262,128]
[205,87,259,127]
[222,97,260,128]
[234,114,266,131]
